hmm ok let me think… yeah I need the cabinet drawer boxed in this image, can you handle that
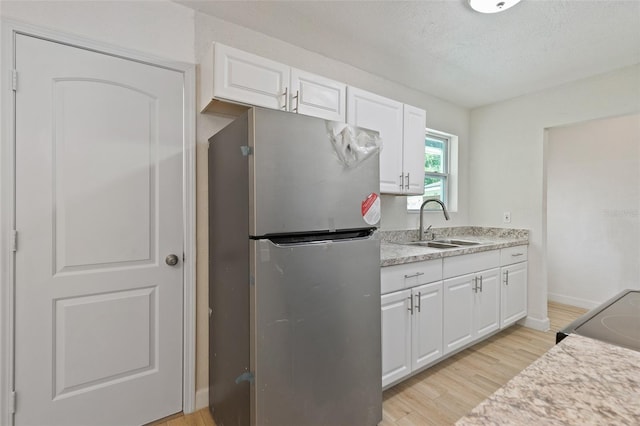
[381,259,442,294]
[500,245,528,266]
[443,250,500,279]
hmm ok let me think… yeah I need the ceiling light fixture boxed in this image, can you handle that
[468,0,522,13]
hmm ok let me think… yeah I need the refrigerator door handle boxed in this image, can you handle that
[263,229,375,246]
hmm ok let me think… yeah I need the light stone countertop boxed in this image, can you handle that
[379,227,529,267]
[456,334,640,425]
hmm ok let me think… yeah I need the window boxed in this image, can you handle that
[407,129,453,210]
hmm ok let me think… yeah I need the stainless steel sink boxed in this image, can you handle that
[433,239,483,246]
[404,241,460,249]
[401,238,487,249]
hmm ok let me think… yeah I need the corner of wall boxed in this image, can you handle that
[520,315,550,332]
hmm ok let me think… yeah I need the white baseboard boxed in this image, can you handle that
[520,315,550,331]
[195,387,209,411]
[548,292,599,310]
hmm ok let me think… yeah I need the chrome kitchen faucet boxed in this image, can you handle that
[419,199,450,241]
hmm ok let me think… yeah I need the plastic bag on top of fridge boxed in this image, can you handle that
[326,121,382,168]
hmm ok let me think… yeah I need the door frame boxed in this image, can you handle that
[0,20,197,425]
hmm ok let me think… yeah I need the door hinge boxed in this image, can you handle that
[9,390,16,414]
[11,69,18,91]
[10,230,17,252]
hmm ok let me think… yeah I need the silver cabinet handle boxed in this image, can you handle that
[415,292,421,313]
[504,269,509,285]
[473,276,478,293]
[405,173,410,190]
[479,275,483,292]
[511,253,524,257]
[292,89,299,113]
[407,295,414,315]
[282,87,288,110]
[404,272,425,279]
[399,174,404,190]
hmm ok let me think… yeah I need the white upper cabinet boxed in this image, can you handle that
[290,68,346,121]
[347,87,426,195]
[211,43,290,110]
[202,43,427,193]
[202,43,346,121]
[347,87,404,193]
[403,105,427,195]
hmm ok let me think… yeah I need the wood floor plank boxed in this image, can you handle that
[164,302,587,426]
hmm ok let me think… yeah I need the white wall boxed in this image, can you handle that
[547,114,640,308]
[469,64,640,330]
[0,1,195,63]
[194,11,470,404]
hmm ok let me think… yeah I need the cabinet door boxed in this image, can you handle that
[381,289,412,388]
[290,68,346,121]
[213,43,290,110]
[501,262,527,328]
[473,268,500,339]
[412,282,443,371]
[402,105,427,195]
[443,275,474,355]
[347,87,403,194]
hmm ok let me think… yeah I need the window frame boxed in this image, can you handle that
[407,128,454,211]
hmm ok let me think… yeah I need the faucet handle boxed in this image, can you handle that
[423,225,434,241]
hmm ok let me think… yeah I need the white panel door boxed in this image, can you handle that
[473,269,501,339]
[14,34,184,426]
[381,290,412,388]
[501,262,528,328]
[347,87,403,194]
[412,282,443,370]
[402,105,427,195]
[443,275,474,355]
[290,68,346,121]
[213,43,290,110]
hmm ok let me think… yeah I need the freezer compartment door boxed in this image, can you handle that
[250,108,380,236]
[250,237,382,426]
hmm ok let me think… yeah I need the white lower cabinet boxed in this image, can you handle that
[382,245,528,388]
[443,250,501,355]
[500,246,528,328]
[412,282,444,370]
[443,275,473,353]
[443,270,500,355]
[381,289,412,387]
[473,268,501,339]
[381,282,443,388]
[442,275,474,355]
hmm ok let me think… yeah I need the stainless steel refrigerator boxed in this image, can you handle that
[208,107,382,426]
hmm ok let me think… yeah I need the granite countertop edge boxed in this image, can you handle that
[379,227,529,267]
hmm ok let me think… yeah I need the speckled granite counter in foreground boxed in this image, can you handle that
[456,334,640,425]
[380,227,529,267]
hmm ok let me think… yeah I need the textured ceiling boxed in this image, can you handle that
[177,0,640,108]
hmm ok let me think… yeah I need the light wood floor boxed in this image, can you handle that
[150,302,587,426]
